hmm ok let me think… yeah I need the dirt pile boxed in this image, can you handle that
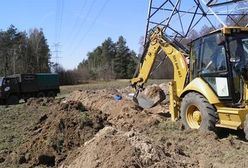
[143,84,166,104]
[2,99,109,168]
[64,87,248,168]
[66,89,166,132]
[26,97,58,106]
[61,126,198,168]
[62,122,248,168]
[2,83,248,168]
[144,122,248,168]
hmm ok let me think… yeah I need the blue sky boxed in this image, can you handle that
[0,0,148,69]
[0,0,243,70]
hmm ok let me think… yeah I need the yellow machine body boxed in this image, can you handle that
[131,28,188,97]
[131,27,248,131]
[180,78,248,129]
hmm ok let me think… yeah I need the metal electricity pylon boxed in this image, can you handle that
[53,42,62,72]
[144,0,248,51]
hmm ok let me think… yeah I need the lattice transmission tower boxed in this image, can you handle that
[144,0,248,52]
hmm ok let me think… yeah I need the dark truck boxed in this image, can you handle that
[0,73,60,105]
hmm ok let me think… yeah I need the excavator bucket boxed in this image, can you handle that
[133,93,160,109]
[133,85,166,109]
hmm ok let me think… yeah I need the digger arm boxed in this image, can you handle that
[131,27,189,97]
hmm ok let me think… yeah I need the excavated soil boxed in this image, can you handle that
[0,98,110,168]
[1,84,248,168]
[62,87,248,168]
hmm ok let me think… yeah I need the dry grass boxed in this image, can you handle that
[0,105,48,152]
[60,79,170,96]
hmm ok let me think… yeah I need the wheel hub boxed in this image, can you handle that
[192,111,201,123]
[186,105,201,129]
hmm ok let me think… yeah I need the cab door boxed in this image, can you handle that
[2,78,20,97]
[190,33,234,103]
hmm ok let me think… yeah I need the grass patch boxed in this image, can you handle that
[157,120,183,131]
[59,79,169,96]
[0,104,50,151]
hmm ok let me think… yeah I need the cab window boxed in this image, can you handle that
[200,34,227,74]
[3,78,18,85]
[190,39,201,79]
[191,33,231,99]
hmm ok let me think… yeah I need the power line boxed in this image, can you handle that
[66,0,96,50]
[72,0,89,31]
[55,0,59,41]
[53,0,64,70]
[54,0,64,42]
[64,0,88,46]
[69,0,109,57]
[58,0,64,41]
[82,0,109,39]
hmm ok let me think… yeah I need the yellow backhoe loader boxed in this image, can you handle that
[131,26,248,139]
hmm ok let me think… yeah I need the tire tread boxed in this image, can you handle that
[180,92,217,131]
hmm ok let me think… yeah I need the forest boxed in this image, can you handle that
[0,25,138,85]
[58,36,138,85]
[0,25,50,75]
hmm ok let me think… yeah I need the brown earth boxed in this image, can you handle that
[1,84,248,168]
[0,98,110,168]
[62,87,248,168]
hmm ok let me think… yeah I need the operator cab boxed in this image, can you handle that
[190,27,248,106]
[0,77,19,97]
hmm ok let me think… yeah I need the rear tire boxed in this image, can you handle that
[23,94,31,103]
[6,95,19,105]
[244,114,248,140]
[37,92,45,98]
[47,91,55,98]
[180,92,217,131]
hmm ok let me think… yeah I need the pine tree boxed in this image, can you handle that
[113,36,130,79]
[100,38,116,79]
[126,50,137,78]
[77,36,137,80]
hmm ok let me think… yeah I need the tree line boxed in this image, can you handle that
[0,25,51,76]
[0,25,138,85]
[58,36,138,85]
[1,10,246,85]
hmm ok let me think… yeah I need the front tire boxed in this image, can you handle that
[37,92,45,98]
[180,92,217,131]
[47,91,55,98]
[6,95,19,105]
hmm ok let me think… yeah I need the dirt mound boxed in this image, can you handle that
[2,85,248,168]
[67,89,166,132]
[64,88,248,168]
[63,122,248,168]
[60,100,87,111]
[60,127,197,168]
[3,100,109,168]
[143,84,166,102]
[26,97,59,106]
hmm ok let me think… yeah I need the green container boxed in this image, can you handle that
[36,73,59,90]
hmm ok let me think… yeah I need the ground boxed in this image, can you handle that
[0,80,248,168]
